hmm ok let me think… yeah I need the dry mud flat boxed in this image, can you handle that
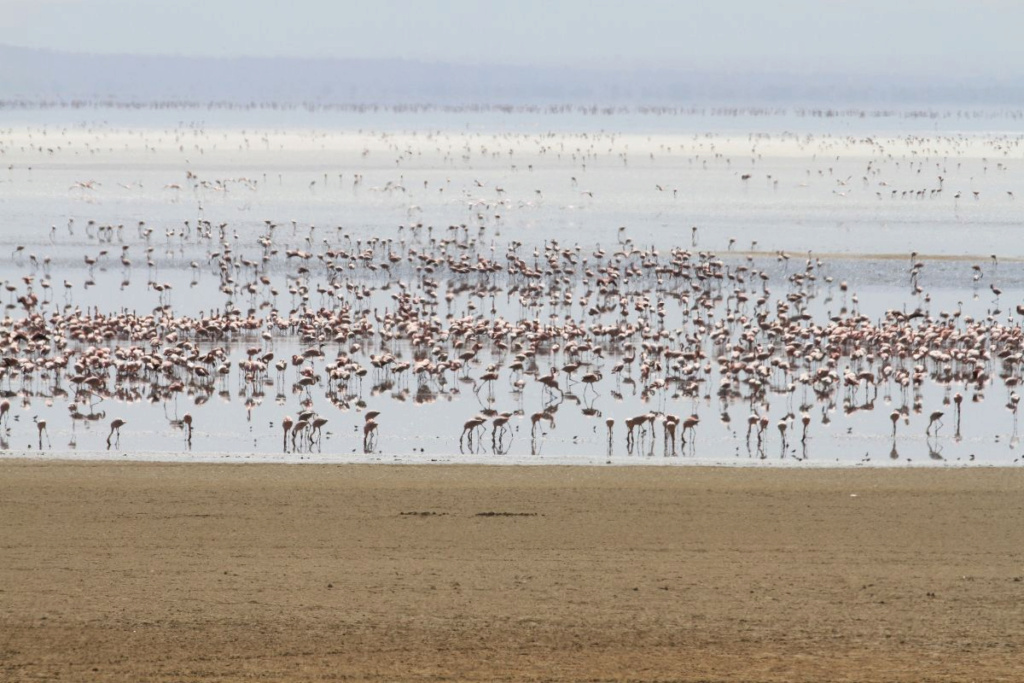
[2,461,1023,682]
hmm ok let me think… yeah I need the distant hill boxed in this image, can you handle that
[1,44,1023,106]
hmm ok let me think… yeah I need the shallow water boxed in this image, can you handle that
[2,108,1024,466]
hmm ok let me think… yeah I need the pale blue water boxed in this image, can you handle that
[1,106,1023,466]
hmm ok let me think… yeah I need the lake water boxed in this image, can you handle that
[2,105,1024,467]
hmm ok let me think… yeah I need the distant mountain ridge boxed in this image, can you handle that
[1,43,1023,106]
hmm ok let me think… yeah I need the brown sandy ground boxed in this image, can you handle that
[1,460,1023,682]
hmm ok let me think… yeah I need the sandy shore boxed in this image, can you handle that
[2,461,1023,682]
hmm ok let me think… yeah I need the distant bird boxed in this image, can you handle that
[926,411,944,436]
[991,284,1002,304]
[107,418,126,446]
[530,412,553,438]
[682,414,700,441]
[282,416,293,450]
[35,418,49,449]
[953,393,963,434]
[311,416,328,441]
[491,413,512,448]
[291,419,309,448]
[363,419,378,452]
[746,414,759,442]
[663,415,679,452]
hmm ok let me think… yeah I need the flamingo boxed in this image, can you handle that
[682,415,700,442]
[292,419,309,449]
[461,415,487,448]
[491,413,512,449]
[663,415,679,453]
[35,418,49,449]
[311,416,328,442]
[282,416,294,450]
[107,418,126,447]
[953,393,963,435]
[363,419,378,452]
[530,411,553,439]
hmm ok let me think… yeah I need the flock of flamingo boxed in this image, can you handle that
[0,219,1020,460]
[1,116,1023,462]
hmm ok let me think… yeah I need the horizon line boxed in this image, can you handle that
[2,42,1020,82]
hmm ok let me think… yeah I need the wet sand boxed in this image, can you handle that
[2,461,1023,682]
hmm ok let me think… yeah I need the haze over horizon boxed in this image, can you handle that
[2,1,1023,106]
[1,0,1022,78]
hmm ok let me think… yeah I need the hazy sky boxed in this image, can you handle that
[1,0,1021,75]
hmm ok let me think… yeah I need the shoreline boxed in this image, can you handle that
[2,452,1017,469]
